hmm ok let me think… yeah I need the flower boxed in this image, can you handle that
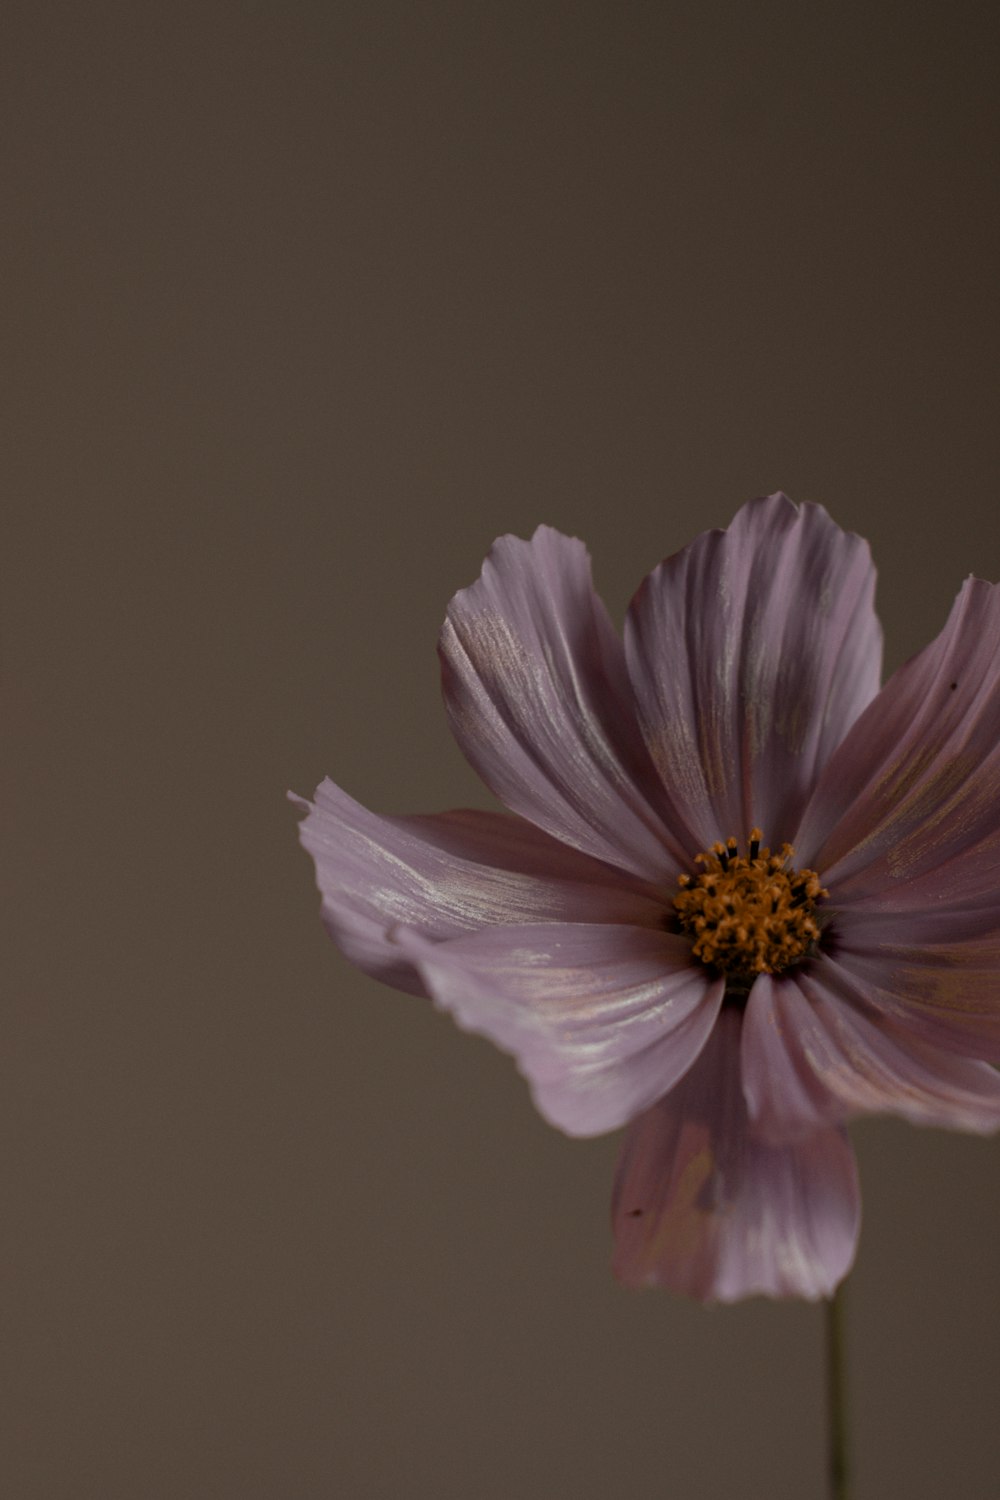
[292,494,1000,1302]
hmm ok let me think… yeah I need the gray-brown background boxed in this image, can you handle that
[5,2,999,1496]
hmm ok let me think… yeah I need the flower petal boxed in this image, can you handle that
[824,937,1000,1060]
[439,526,688,880]
[292,780,666,996]
[797,576,1000,893]
[793,577,1000,1054]
[396,923,723,1136]
[741,964,1000,1142]
[611,1009,860,1301]
[624,493,882,851]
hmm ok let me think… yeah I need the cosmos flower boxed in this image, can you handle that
[293,494,1000,1302]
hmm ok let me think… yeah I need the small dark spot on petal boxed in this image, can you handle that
[950,682,958,690]
[627,1208,644,1218]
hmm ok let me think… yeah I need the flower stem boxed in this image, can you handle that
[825,1279,850,1500]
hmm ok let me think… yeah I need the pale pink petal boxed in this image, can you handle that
[624,494,882,851]
[788,578,1000,1055]
[797,576,1000,892]
[828,891,1000,947]
[611,1009,859,1301]
[292,779,666,996]
[823,939,1000,1060]
[439,526,689,881]
[396,923,723,1136]
[742,965,1000,1143]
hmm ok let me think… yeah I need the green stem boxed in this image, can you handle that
[825,1278,850,1500]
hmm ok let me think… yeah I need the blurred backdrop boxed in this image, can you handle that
[4,2,999,1496]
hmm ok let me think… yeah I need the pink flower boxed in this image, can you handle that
[293,494,1000,1301]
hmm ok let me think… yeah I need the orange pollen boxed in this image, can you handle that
[673,829,827,978]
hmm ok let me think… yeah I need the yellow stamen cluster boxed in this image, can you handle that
[673,829,827,979]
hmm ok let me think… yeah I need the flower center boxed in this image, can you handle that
[673,829,827,979]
